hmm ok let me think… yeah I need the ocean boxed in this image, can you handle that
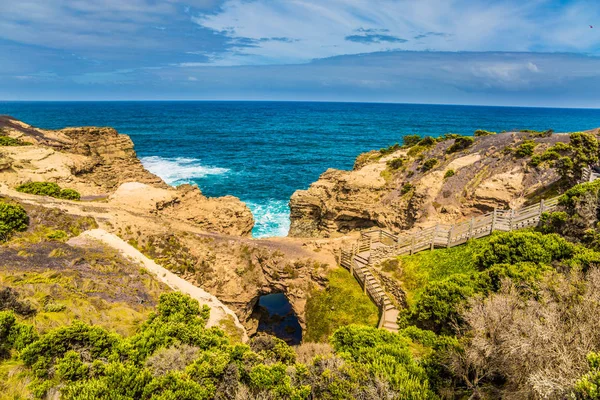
[1,101,600,238]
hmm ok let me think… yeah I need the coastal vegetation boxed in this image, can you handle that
[0,136,31,146]
[0,201,29,241]
[446,136,474,153]
[474,129,496,136]
[304,268,379,343]
[16,182,81,201]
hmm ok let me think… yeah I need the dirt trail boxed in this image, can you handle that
[69,229,249,342]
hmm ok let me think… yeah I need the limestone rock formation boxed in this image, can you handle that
[110,182,254,236]
[0,116,255,237]
[289,130,587,238]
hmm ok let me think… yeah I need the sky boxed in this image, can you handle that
[1,0,600,106]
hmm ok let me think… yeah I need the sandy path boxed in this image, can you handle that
[70,229,249,342]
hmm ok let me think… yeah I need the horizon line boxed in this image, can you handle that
[1,99,600,111]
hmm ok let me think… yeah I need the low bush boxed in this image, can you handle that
[16,182,81,201]
[446,137,474,153]
[514,140,537,157]
[379,143,401,155]
[386,157,405,170]
[418,136,436,147]
[0,136,31,146]
[474,129,496,137]
[0,202,28,241]
[421,159,438,172]
[444,169,455,179]
[401,183,415,195]
[475,231,574,269]
[403,135,421,147]
[573,352,600,398]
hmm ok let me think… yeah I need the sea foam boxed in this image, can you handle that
[246,200,291,238]
[140,156,229,186]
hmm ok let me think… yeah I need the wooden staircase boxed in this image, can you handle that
[339,166,600,333]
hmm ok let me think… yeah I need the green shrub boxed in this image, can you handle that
[16,182,81,201]
[572,352,600,399]
[58,189,81,201]
[514,140,537,157]
[418,136,436,147]
[444,169,455,179]
[16,182,62,197]
[0,136,31,146]
[0,202,29,241]
[379,143,401,155]
[446,137,474,153]
[401,183,415,195]
[407,273,489,333]
[437,133,463,142]
[475,231,574,269]
[474,129,496,137]
[330,325,436,397]
[403,135,421,147]
[386,157,405,170]
[421,159,438,172]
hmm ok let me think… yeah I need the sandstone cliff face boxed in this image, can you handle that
[289,130,578,238]
[0,116,254,237]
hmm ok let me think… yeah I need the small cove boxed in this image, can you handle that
[256,293,302,345]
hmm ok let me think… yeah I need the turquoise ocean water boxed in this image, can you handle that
[1,101,599,237]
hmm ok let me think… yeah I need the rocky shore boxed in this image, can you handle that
[0,116,334,337]
[288,129,595,238]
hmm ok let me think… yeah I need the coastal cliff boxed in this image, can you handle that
[289,129,598,237]
[0,116,335,336]
[0,116,254,236]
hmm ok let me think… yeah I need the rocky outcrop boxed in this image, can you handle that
[61,126,167,191]
[110,182,254,236]
[289,130,585,238]
[0,116,255,237]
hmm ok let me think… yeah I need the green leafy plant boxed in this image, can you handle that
[386,157,405,170]
[444,169,455,179]
[401,183,415,195]
[16,182,81,201]
[514,140,537,158]
[446,137,474,154]
[421,159,438,172]
[0,136,31,146]
[474,129,496,137]
[403,135,421,147]
[0,202,28,241]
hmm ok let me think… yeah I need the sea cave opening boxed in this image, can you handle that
[255,293,302,345]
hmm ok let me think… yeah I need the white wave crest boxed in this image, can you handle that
[140,156,229,185]
[247,200,291,238]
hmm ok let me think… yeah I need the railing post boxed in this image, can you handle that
[540,199,545,216]
[431,224,437,250]
[469,217,475,239]
[509,209,515,231]
[490,208,497,233]
[410,236,415,255]
[447,224,453,248]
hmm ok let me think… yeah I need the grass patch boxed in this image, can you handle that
[383,238,489,305]
[304,268,379,342]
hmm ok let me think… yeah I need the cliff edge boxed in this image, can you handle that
[289,128,599,237]
[0,115,254,236]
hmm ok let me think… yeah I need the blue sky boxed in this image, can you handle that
[1,0,600,106]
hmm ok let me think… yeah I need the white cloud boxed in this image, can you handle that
[191,0,600,65]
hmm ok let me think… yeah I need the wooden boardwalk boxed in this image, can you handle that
[339,167,600,333]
